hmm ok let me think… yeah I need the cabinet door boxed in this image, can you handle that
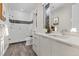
[53,41,79,56]
[50,39,56,56]
[39,36,51,56]
[32,34,40,55]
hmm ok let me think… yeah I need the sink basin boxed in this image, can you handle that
[50,35,69,39]
[48,32,69,39]
[48,32,62,36]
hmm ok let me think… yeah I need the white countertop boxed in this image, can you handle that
[35,32,79,48]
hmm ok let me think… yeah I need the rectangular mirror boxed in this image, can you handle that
[43,3,50,29]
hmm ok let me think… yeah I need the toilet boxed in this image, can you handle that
[25,36,32,45]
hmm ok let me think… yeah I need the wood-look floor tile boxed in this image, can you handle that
[4,42,37,56]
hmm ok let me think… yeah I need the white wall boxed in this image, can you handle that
[9,23,33,43]
[50,4,72,32]
[3,3,10,26]
[32,4,44,33]
[36,4,43,33]
[8,9,33,43]
[9,10,32,21]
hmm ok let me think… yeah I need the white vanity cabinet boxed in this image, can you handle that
[50,40,79,56]
[39,36,51,56]
[32,34,40,55]
[32,34,51,56]
[32,33,79,56]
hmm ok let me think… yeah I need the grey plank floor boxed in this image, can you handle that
[4,42,37,56]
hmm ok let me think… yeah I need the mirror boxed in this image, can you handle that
[43,3,50,29]
[43,3,79,33]
[49,3,74,33]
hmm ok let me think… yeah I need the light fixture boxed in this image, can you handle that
[70,28,77,32]
[21,8,24,11]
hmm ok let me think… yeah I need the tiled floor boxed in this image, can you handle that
[4,41,37,56]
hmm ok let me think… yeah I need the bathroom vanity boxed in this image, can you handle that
[31,3,79,56]
[32,32,79,56]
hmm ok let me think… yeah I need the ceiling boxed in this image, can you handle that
[7,3,40,14]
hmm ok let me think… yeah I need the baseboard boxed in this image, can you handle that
[9,41,26,45]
